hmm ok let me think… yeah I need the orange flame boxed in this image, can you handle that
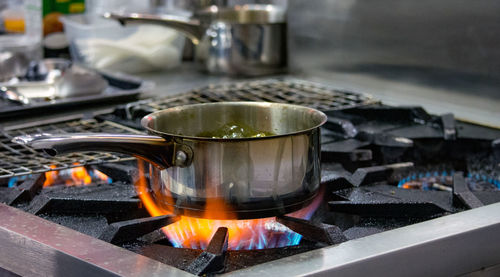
[44,165,58,187]
[135,160,323,250]
[43,163,111,187]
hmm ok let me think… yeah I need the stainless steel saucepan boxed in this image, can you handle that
[103,4,287,76]
[13,102,326,219]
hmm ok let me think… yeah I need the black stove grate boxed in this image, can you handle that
[1,102,500,275]
[0,79,377,179]
[4,158,485,275]
[137,78,377,112]
[0,118,141,178]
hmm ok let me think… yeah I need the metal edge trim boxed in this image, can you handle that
[0,203,193,277]
[225,202,500,276]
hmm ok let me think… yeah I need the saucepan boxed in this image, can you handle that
[13,102,326,219]
[103,4,287,76]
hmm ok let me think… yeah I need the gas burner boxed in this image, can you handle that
[467,173,500,191]
[398,171,454,191]
[42,165,112,187]
[398,171,499,192]
[134,163,326,250]
[159,216,305,250]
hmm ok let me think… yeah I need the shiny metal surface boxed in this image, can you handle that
[195,4,286,24]
[25,58,71,82]
[13,133,178,169]
[227,202,500,277]
[0,86,30,105]
[56,65,108,98]
[196,20,286,76]
[1,63,107,102]
[105,4,287,76]
[103,13,204,44]
[0,117,140,178]
[2,202,500,276]
[0,51,30,81]
[142,102,326,139]
[0,203,191,277]
[287,0,500,93]
[14,102,327,218]
[148,131,321,218]
[144,102,325,218]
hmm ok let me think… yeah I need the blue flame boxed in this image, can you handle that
[88,169,113,184]
[8,177,18,188]
[7,175,30,187]
[398,170,499,190]
[164,217,306,250]
[164,194,322,250]
[6,168,112,188]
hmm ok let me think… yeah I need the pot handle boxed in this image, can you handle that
[103,12,205,45]
[12,133,193,169]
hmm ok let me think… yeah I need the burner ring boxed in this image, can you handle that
[398,170,499,192]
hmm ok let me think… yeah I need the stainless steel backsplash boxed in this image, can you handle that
[287,0,500,91]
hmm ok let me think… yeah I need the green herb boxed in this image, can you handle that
[197,123,275,138]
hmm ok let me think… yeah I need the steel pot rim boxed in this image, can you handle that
[141,101,327,142]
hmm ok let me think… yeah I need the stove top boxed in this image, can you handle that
[1,78,499,276]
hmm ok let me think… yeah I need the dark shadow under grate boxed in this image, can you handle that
[0,118,141,178]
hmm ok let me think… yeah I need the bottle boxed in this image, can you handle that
[42,0,85,58]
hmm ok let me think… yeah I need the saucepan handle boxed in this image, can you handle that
[12,133,193,169]
[103,12,205,45]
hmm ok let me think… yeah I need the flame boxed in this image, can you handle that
[44,165,58,187]
[43,163,111,187]
[399,170,499,192]
[135,160,322,250]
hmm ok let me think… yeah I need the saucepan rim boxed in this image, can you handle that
[141,101,328,141]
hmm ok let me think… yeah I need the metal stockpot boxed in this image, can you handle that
[14,102,326,219]
[103,5,287,76]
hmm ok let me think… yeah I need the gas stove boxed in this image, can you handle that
[1,78,499,276]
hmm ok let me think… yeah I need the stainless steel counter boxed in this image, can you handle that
[136,64,248,98]
[306,71,500,128]
[287,0,500,129]
[227,202,500,277]
[2,200,500,276]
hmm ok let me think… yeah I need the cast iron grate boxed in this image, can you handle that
[3,159,484,275]
[0,118,142,178]
[1,79,376,179]
[139,78,377,112]
[2,104,499,275]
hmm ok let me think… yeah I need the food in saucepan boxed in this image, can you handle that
[197,122,275,138]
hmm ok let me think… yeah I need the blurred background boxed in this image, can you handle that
[1,0,499,124]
